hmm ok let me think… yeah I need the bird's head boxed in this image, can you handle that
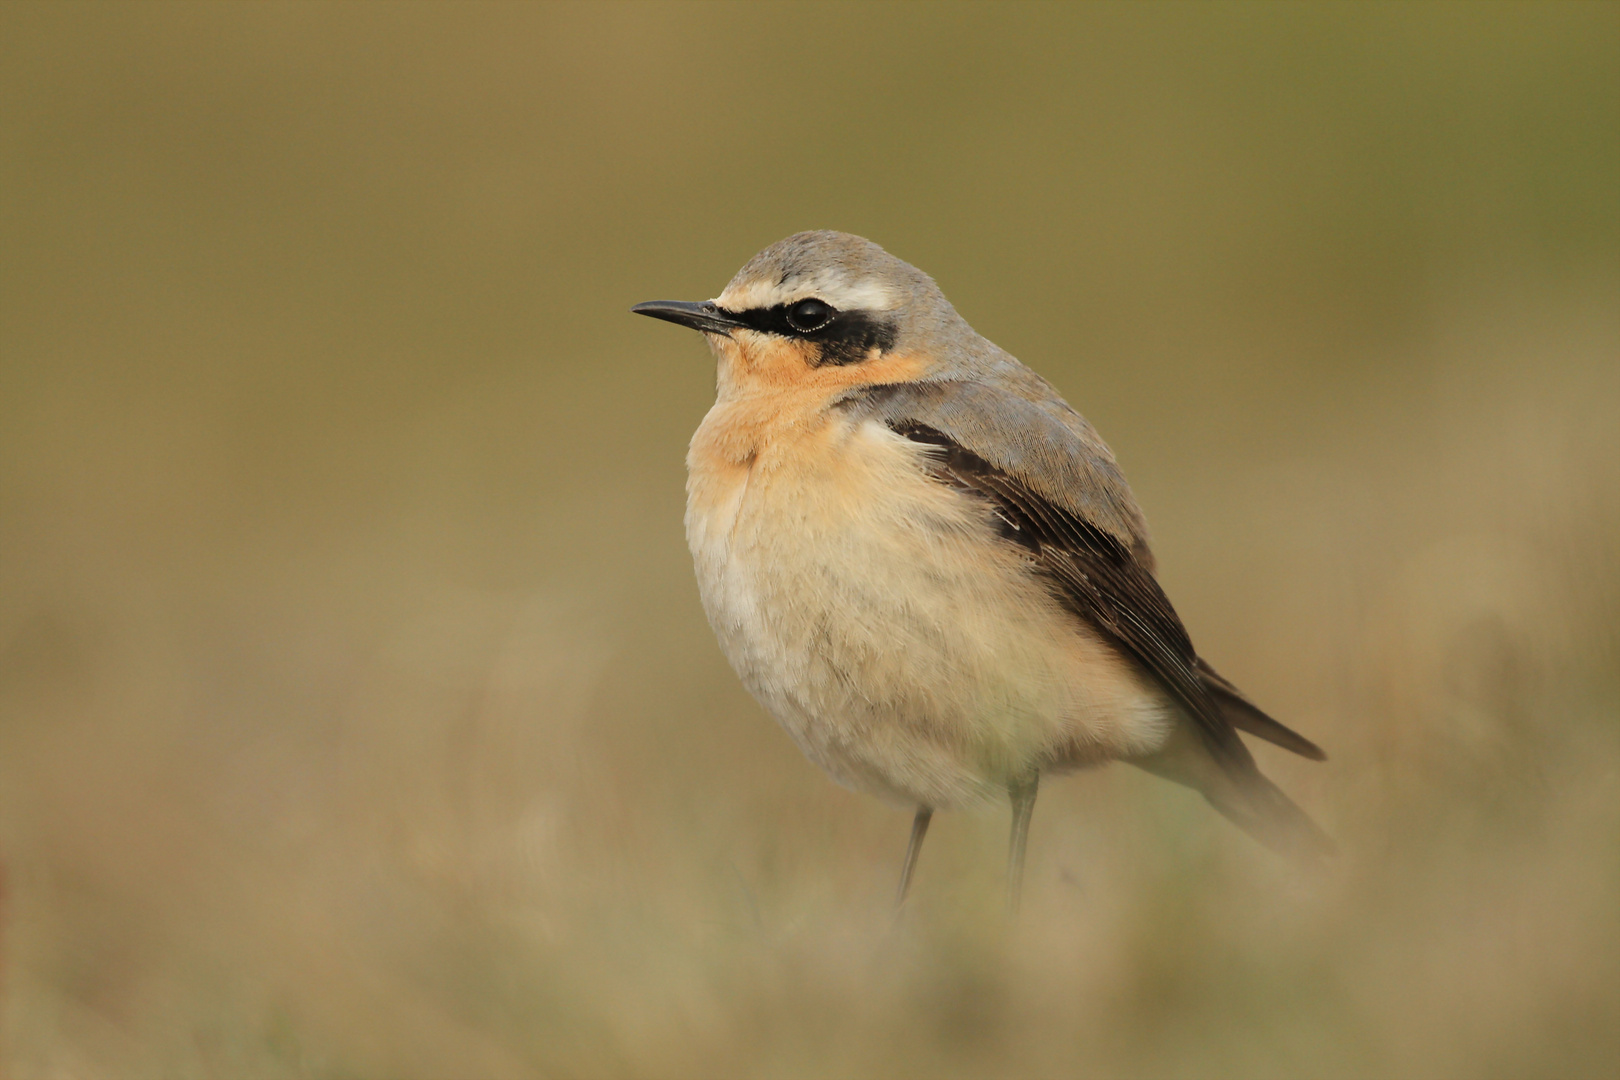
[633,231,977,393]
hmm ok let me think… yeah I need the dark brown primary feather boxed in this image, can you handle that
[1194,657,1327,761]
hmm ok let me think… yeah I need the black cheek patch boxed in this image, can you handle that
[807,311,898,366]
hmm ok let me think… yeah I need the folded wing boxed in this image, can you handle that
[843,379,1332,858]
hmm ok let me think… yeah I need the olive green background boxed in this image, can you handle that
[2,3,1617,1077]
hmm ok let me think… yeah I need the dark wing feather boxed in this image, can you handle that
[1194,657,1327,761]
[888,420,1258,773]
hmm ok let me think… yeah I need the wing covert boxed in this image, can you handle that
[844,379,1156,568]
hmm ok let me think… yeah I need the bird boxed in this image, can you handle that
[632,231,1331,908]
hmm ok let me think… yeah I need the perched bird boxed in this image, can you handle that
[633,231,1330,906]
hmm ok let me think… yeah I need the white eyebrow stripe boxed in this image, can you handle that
[828,278,900,311]
[718,273,898,313]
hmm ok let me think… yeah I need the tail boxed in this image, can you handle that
[1195,760,1337,860]
[1132,722,1336,861]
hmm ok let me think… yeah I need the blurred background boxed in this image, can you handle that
[2,2,1616,1076]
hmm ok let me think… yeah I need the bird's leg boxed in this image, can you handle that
[1007,773,1040,912]
[896,806,933,905]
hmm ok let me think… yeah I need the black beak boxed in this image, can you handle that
[631,300,746,336]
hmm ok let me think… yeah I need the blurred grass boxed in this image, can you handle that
[1,2,1617,1077]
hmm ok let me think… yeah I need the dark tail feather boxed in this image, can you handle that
[1132,724,1336,862]
[1194,658,1327,762]
[1198,764,1337,861]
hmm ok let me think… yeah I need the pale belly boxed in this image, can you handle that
[686,411,1171,809]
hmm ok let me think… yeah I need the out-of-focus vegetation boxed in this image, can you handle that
[1,3,1616,1076]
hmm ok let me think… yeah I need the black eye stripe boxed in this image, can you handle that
[717,301,829,337]
[716,300,898,366]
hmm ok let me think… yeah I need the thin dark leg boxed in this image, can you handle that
[1007,774,1040,912]
[896,806,933,905]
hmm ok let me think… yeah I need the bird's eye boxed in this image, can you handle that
[786,298,835,333]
